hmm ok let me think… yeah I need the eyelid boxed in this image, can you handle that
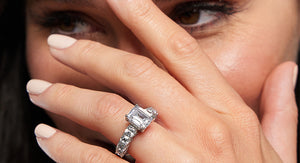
[168,0,242,36]
[30,9,109,35]
[169,1,237,18]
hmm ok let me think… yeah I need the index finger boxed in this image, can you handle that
[106,0,244,113]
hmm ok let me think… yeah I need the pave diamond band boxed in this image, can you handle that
[115,124,137,157]
[115,105,158,158]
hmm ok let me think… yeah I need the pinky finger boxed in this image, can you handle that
[34,124,126,163]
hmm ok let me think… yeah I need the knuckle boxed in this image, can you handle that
[123,55,156,78]
[92,93,126,122]
[205,121,232,153]
[235,107,260,130]
[230,107,261,139]
[168,30,199,58]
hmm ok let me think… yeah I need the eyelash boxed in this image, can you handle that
[37,11,106,36]
[170,1,238,33]
[36,0,238,36]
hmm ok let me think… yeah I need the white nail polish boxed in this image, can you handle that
[35,124,56,139]
[47,34,77,49]
[293,65,298,89]
[27,79,52,95]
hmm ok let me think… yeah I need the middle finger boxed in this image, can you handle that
[107,0,244,113]
[47,34,200,128]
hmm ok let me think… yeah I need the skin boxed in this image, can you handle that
[25,0,299,162]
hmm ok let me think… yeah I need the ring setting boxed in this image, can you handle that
[115,104,158,158]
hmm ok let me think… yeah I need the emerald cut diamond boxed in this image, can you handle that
[116,105,158,158]
[125,105,158,132]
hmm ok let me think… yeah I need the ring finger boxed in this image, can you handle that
[27,80,193,161]
[47,34,201,128]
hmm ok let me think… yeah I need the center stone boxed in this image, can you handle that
[126,105,157,131]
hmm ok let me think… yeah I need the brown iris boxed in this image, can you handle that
[177,11,200,25]
[58,19,77,32]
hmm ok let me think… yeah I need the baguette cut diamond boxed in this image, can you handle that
[126,105,157,132]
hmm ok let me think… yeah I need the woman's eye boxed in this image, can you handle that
[52,21,91,35]
[170,1,236,33]
[176,10,219,27]
[54,19,92,35]
[39,11,105,36]
[34,11,115,44]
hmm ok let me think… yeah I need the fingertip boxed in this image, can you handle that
[35,124,56,139]
[26,79,52,95]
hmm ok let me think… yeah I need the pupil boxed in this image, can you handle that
[59,19,76,32]
[179,11,200,25]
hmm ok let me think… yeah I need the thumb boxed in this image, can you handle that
[260,62,298,163]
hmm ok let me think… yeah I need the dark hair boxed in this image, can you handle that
[295,70,300,158]
[0,0,298,162]
[0,0,54,162]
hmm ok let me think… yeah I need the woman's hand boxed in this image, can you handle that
[27,0,298,162]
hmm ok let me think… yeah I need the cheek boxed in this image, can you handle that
[208,38,279,111]
[199,0,299,111]
[206,39,294,112]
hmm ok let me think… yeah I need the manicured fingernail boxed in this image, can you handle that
[27,79,52,95]
[35,124,56,139]
[47,34,77,49]
[293,65,298,89]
